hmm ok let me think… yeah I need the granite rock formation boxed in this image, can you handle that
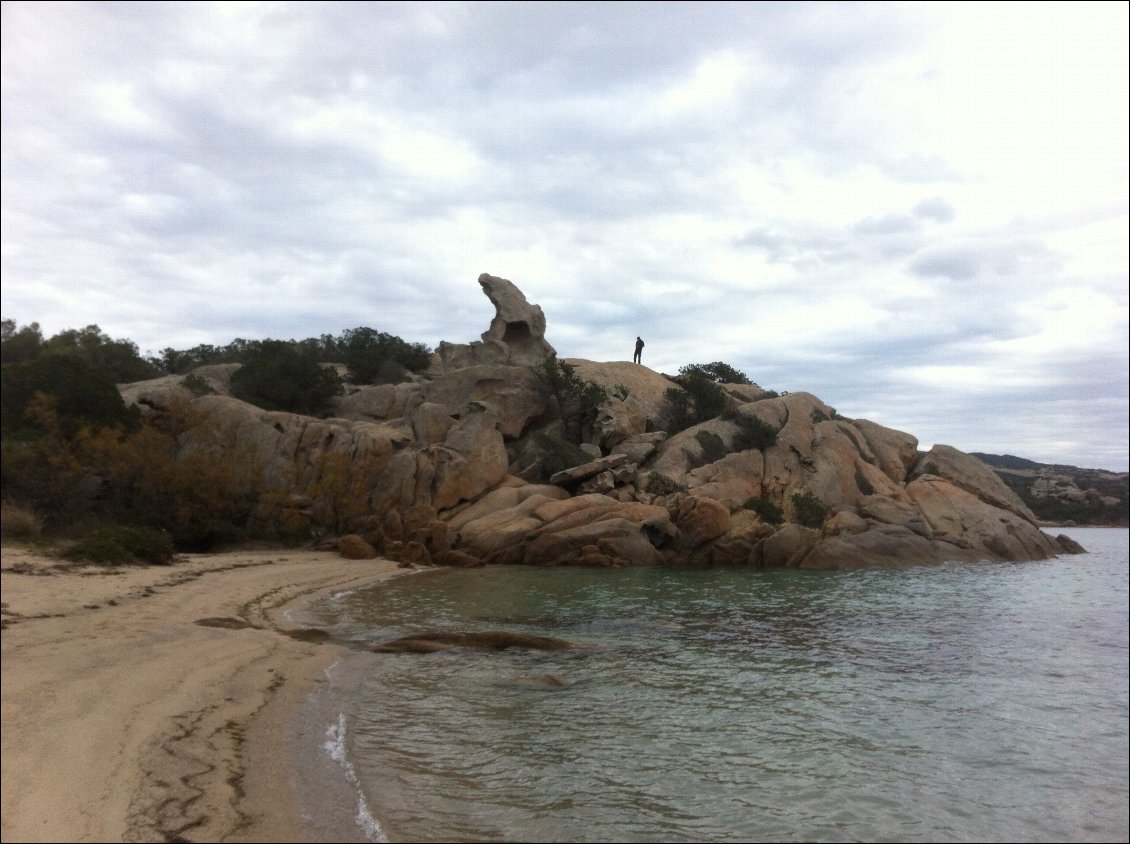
[119,273,1085,570]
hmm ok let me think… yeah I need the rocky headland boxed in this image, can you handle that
[119,273,1085,570]
[971,453,1128,527]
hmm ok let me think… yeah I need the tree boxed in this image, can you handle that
[1,353,137,438]
[665,366,727,432]
[339,327,433,384]
[229,341,343,416]
[537,357,610,444]
[680,361,752,385]
[1,320,44,365]
[41,324,157,382]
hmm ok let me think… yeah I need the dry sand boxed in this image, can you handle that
[1,545,402,842]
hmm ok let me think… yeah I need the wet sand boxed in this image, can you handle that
[1,545,401,842]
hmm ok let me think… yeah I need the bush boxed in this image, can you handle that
[790,491,828,528]
[339,327,432,384]
[181,373,215,396]
[534,433,593,479]
[1,354,138,438]
[41,324,157,383]
[538,358,609,412]
[1,320,44,365]
[694,430,728,464]
[80,401,269,550]
[664,386,696,433]
[62,525,177,565]
[0,501,44,541]
[646,472,687,496]
[680,361,752,385]
[732,414,778,451]
[230,341,343,416]
[743,497,784,525]
[665,365,728,432]
[0,430,93,529]
[537,358,610,444]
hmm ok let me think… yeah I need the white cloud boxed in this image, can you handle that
[1,1,1126,469]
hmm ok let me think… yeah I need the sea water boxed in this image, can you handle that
[300,527,1128,843]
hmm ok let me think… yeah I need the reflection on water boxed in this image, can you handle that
[308,528,1129,843]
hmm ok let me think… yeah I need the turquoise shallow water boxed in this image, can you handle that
[303,527,1128,843]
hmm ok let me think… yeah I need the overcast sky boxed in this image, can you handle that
[2,2,1127,470]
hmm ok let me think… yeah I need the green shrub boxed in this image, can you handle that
[181,373,215,396]
[1,320,44,365]
[0,501,44,541]
[537,358,610,444]
[664,386,696,432]
[790,491,828,528]
[732,414,778,451]
[339,327,432,384]
[534,433,593,478]
[665,365,728,432]
[41,324,157,383]
[0,431,94,529]
[1,354,138,438]
[694,430,728,464]
[230,341,343,416]
[646,472,687,496]
[743,497,784,525]
[680,362,752,384]
[538,358,609,411]
[62,525,177,565]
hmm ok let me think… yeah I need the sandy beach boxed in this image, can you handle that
[1,544,401,843]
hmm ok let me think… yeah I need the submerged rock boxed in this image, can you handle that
[495,674,571,690]
[373,630,580,653]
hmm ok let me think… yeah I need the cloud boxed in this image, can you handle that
[912,196,955,223]
[908,238,1062,282]
[2,1,1127,470]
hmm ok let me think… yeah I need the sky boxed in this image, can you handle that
[2,2,1127,471]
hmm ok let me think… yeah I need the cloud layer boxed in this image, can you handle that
[2,2,1127,469]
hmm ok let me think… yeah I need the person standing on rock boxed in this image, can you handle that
[633,336,645,364]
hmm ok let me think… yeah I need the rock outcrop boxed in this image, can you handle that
[435,273,556,371]
[119,273,1086,570]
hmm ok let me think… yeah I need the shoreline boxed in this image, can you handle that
[0,545,402,843]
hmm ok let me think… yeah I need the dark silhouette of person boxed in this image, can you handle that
[633,336,645,364]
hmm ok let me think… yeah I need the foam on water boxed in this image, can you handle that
[323,713,388,843]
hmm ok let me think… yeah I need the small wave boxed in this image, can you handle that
[324,714,388,843]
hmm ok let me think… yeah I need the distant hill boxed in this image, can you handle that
[971,454,1129,527]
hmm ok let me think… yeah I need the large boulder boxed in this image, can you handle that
[332,382,425,423]
[852,418,919,484]
[452,492,675,567]
[437,273,557,370]
[910,444,1036,522]
[905,474,1058,560]
[799,525,967,570]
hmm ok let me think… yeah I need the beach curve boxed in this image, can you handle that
[1,546,401,842]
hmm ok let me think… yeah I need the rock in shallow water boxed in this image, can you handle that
[372,630,579,653]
